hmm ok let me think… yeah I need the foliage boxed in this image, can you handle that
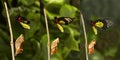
[0,0,120,60]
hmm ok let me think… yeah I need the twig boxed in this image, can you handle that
[4,1,15,60]
[80,13,88,60]
[43,8,50,60]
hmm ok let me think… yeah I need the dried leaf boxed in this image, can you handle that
[15,34,24,55]
[88,40,96,54]
[51,38,59,55]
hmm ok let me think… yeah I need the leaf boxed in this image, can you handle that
[20,22,30,29]
[51,38,59,55]
[60,4,78,17]
[88,40,96,54]
[57,24,64,33]
[92,26,97,35]
[15,34,24,55]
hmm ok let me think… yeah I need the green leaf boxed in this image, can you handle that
[89,51,104,60]
[60,4,78,17]
[45,0,64,4]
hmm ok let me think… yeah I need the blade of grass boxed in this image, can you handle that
[4,1,15,60]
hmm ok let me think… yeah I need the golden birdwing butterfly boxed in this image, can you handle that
[91,18,113,35]
[15,34,24,55]
[51,38,59,55]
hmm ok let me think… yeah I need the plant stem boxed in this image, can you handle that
[4,1,15,60]
[80,13,88,60]
[43,8,50,60]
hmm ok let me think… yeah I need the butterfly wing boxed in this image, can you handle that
[56,17,74,25]
[57,24,64,33]
[20,22,30,29]
[92,26,97,35]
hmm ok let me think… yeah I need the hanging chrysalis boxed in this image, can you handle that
[88,40,96,54]
[91,18,113,35]
[16,15,30,29]
[51,38,59,55]
[15,34,24,55]
[54,17,74,32]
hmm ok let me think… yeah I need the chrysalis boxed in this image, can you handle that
[88,40,96,54]
[15,34,24,55]
[51,38,59,55]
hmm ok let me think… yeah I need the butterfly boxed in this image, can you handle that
[91,18,113,35]
[16,15,30,29]
[54,17,74,32]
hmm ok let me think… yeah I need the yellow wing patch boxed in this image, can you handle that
[92,26,97,35]
[57,24,64,33]
[95,21,104,28]
[20,22,30,29]
[59,20,65,24]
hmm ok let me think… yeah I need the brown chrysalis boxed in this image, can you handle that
[15,34,24,55]
[88,40,96,54]
[51,38,59,55]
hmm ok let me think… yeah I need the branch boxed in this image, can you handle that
[80,13,89,60]
[4,1,15,60]
[43,8,51,60]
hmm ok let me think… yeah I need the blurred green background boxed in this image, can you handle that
[0,0,120,60]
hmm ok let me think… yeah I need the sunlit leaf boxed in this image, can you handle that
[60,4,78,17]
[15,34,24,55]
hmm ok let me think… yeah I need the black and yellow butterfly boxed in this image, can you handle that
[54,17,74,32]
[16,15,30,29]
[91,18,113,35]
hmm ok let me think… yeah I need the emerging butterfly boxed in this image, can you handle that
[91,18,113,35]
[16,15,30,29]
[54,17,74,32]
